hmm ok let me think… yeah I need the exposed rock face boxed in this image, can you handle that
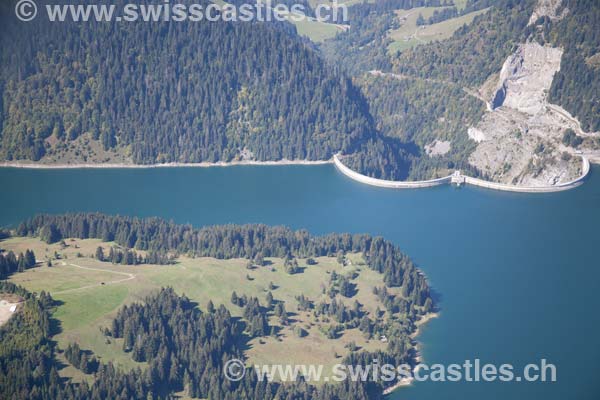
[424,140,451,156]
[468,107,582,186]
[491,44,563,115]
[468,42,583,186]
[528,0,567,25]
[467,127,486,143]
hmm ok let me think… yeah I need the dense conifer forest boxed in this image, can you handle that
[0,1,379,165]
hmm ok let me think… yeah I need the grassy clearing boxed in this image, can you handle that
[454,0,469,11]
[388,7,489,53]
[3,237,393,380]
[211,0,344,43]
[292,18,345,43]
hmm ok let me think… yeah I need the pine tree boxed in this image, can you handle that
[17,253,26,272]
[231,291,239,306]
[95,246,105,261]
[25,249,36,268]
[207,300,215,313]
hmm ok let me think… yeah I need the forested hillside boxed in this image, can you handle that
[0,0,377,164]
[357,73,484,179]
[1,0,596,181]
[547,0,600,132]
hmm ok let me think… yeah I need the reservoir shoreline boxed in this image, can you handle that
[0,159,333,169]
[2,154,594,194]
[382,312,440,395]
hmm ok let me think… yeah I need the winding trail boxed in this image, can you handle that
[52,261,136,295]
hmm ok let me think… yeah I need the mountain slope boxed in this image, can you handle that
[0,1,376,165]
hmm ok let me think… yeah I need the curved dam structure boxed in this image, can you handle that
[333,154,452,189]
[333,154,590,193]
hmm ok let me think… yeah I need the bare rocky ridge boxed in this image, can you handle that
[528,0,568,26]
[491,44,563,114]
[424,140,451,156]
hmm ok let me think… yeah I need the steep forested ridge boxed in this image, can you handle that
[357,74,484,179]
[547,0,600,132]
[0,0,377,164]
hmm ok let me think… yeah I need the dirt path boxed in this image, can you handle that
[52,262,136,295]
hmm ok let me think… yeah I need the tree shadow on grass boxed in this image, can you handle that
[49,299,64,336]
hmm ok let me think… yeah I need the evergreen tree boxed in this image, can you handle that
[231,291,239,307]
[95,246,105,261]
[17,254,26,272]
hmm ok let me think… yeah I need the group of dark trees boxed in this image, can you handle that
[562,129,584,148]
[315,297,362,326]
[0,249,36,279]
[0,282,57,400]
[283,255,302,274]
[241,296,271,337]
[95,246,142,266]
[64,343,99,375]
[95,245,173,266]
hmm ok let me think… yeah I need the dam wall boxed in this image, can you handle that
[333,154,590,193]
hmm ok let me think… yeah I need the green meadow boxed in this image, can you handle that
[4,237,394,381]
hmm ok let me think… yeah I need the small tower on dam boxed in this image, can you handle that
[451,171,466,187]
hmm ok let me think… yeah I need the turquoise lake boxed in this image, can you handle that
[1,165,599,399]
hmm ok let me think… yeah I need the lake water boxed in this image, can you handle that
[1,165,599,399]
